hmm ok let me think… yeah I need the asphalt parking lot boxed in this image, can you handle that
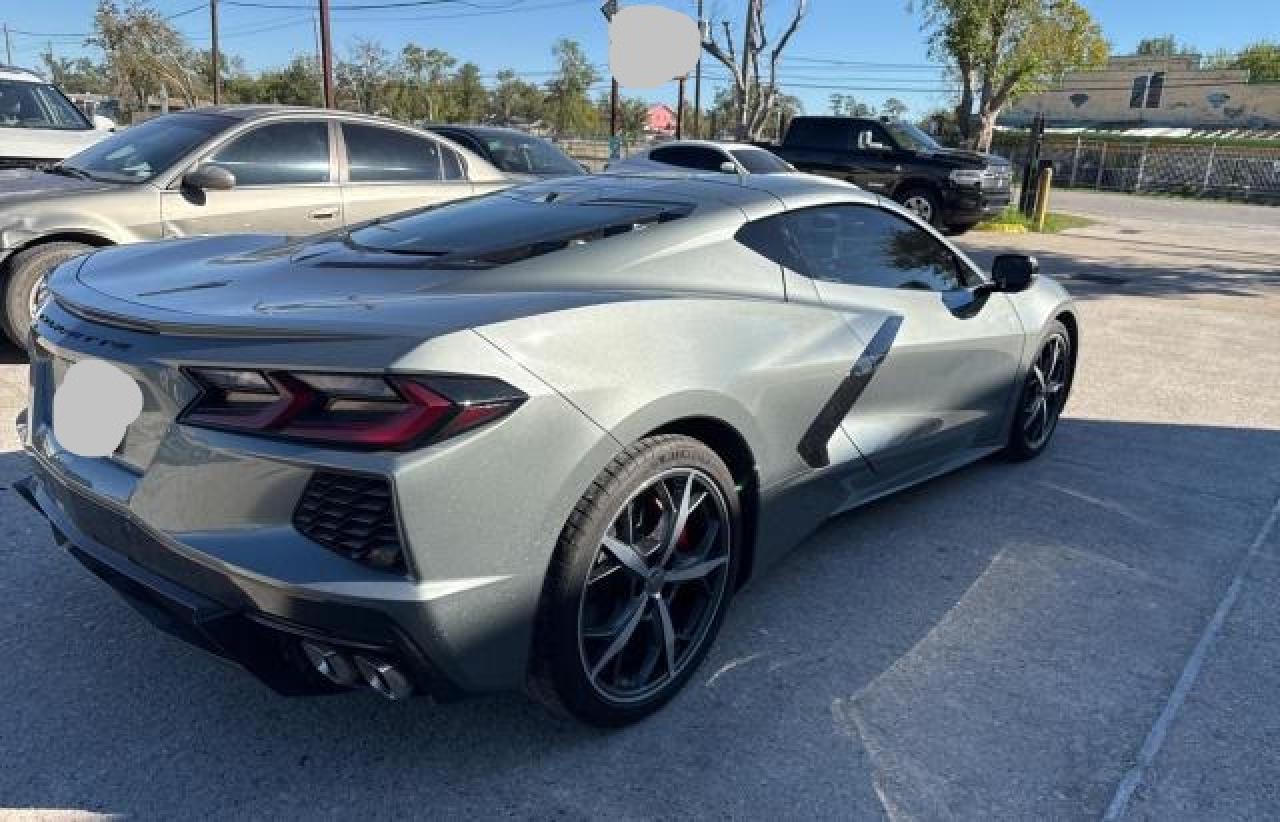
[1,191,1277,819]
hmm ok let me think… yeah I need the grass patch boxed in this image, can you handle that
[974,207,1095,233]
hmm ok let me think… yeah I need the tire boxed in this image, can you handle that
[530,434,741,726]
[2,242,93,348]
[1003,320,1074,461]
[895,186,943,227]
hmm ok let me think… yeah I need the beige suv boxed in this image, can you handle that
[0,105,510,345]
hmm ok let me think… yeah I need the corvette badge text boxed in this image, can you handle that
[53,359,144,458]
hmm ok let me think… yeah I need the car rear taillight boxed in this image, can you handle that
[179,369,525,449]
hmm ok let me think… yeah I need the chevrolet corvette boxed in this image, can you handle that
[18,172,1077,726]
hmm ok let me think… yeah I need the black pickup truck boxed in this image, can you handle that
[762,116,1011,233]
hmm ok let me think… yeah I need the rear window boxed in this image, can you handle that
[785,119,851,151]
[346,190,693,268]
[649,145,728,172]
[729,148,792,174]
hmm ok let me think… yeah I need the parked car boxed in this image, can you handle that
[0,65,114,170]
[0,105,509,346]
[760,116,1012,232]
[606,139,798,175]
[18,172,1077,726]
[427,124,587,179]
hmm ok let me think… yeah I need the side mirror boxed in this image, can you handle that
[92,115,116,131]
[991,254,1039,292]
[719,161,739,174]
[182,164,236,192]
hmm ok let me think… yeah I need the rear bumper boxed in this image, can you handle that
[15,464,460,700]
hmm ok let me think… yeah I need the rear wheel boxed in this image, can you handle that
[1004,321,1073,461]
[2,242,93,347]
[896,186,942,227]
[530,435,740,726]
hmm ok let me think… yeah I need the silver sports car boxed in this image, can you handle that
[18,173,1077,726]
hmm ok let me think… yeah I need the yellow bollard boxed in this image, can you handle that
[1033,167,1054,232]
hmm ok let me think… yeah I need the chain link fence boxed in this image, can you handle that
[555,137,643,171]
[991,135,1280,204]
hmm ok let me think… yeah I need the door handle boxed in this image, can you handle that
[309,208,338,220]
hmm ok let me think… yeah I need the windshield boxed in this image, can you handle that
[729,148,793,174]
[0,79,90,131]
[477,133,584,176]
[882,121,943,152]
[60,112,231,183]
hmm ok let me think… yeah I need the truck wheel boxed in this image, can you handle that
[2,242,93,348]
[896,187,942,227]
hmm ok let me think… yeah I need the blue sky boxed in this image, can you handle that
[5,0,1278,118]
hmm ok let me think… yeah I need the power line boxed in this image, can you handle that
[225,0,534,10]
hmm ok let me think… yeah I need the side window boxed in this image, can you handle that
[783,205,973,292]
[343,123,443,182]
[208,121,330,186]
[441,146,466,180]
[650,145,727,172]
[784,119,851,151]
[735,214,808,273]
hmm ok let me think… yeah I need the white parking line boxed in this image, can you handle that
[1103,492,1280,821]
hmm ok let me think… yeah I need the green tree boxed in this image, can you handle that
[1232,41,1280,83]
[244,55,321,105]
[545,38,598,135]
[829,93,872,116]
[398,43,431,121]
[914,0,1108,151]
[489,69,547,124]
[92,0,206,113]
[882,97,909,119]
[1135,35,1192,57]
[41,53,111,94]
[337,38,392,113]
[450,62,487,123]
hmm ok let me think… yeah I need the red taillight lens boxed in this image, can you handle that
[179,369,525,449]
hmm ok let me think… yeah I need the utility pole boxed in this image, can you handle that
[3,24,12,65]
[610,78,619,140]
[319,0,335,108]
[693,0,703,137]
[210,0,221,104]
[601,1,620,160]
[676,75,686,139]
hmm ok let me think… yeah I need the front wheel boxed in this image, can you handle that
[896,187,942,227]
[1004,321,1073,461]
[2,242,93,348]
[530,435,740,726]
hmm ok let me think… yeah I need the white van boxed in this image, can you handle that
[0,65,114,170]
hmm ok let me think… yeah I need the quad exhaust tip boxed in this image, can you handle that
[301,640,359,687]
[300,641,413,700]
[354,655,414,701]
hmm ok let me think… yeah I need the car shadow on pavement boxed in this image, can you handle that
[2,416,1278,817]
[961,242,1280,302]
